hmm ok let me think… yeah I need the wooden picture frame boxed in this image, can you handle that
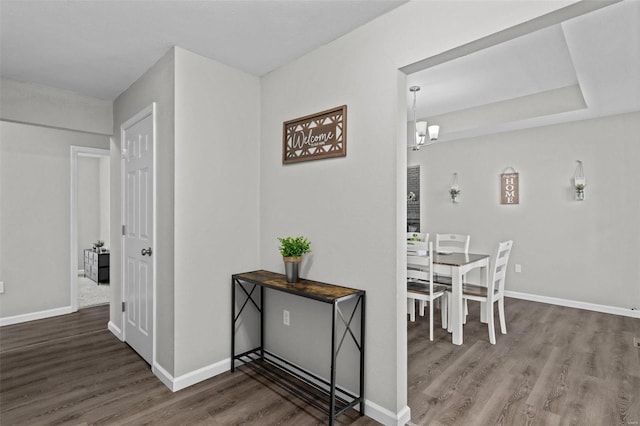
[282,105,347,164]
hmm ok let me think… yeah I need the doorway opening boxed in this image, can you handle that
[70,146,110,312]
[399,1,622,422]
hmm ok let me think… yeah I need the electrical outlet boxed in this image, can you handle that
[515,264,522,273]
[634,337,640,348]
[283,310,290,326]
[0,281,4,294]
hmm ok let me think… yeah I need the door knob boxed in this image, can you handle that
[141,247,152,256]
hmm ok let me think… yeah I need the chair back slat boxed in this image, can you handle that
[407,242,434,294]
[489,240,513,298]
[407,269,431,282]
[436,233,470,254]
[407,241,429,256]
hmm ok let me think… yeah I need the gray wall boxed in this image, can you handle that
[99,157,110,248]
[173,47,260,376]
[77,156,101,266]
[0,1,589,421]
[0,79,111,320]
[111,47,261,379]
[0,122,109,317]
[409,112,640,311]
[258,0,573,417]
[1,78,112,134]
[112,48,177,374]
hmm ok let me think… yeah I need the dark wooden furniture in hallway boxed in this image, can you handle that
[84,248,110,284]
[232,270,366,426]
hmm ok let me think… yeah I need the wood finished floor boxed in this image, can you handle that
[1,300,639,425]
[407,298,640,425]
[0,306,375,426]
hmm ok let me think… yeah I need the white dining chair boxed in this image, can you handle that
[407,241,429,318]
[428,233,472,317]
[407,241,429,256]
[407,242,448,340]
[457,240,513,344]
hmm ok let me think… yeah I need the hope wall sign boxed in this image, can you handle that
[283,105,347,164]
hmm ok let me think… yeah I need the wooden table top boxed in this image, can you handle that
[232,270,365,304]
[432,252,490,266]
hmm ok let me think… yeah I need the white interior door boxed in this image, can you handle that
[122,105,155,365]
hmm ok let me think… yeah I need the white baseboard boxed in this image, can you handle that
[152,362,176,391]
[153,358,231,392]
[0,305,73,326]
[505,290,640,318]
[365,400,411,426]
[108,321,124,341]
[172,358,231,391]
[150,355,408,426]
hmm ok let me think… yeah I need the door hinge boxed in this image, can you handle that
[122,225,126,236]
[122,301,126,312]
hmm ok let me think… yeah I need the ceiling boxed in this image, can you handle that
[407,0,640,144]
[0,0,406,101]
[2,0,638,141]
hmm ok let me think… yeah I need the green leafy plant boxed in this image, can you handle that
[94,240,105,248]
[575,183,585,191]
[278,236,311,258]
[449,188,461,197]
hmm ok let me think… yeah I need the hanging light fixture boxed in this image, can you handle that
[409,86,439,151]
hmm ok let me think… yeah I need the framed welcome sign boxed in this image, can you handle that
[282,105,347,164]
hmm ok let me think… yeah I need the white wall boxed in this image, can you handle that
[173,47,260,376]
[259,1,578,421]
[409,112,640,311]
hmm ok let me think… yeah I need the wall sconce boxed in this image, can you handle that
[574,160,586,201]
[449,172,460,203]
[409,86,440,151]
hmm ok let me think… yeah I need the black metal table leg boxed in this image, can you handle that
[329,301,337,426]
[360,294,366,415]
[231,277,236,372]
[260,286,264,360]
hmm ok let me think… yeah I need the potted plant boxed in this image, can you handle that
[449,187,461,203]
[575,183,585,201]
[278,236,311,283]
[93,240,105,252]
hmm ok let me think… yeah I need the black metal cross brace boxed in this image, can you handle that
[335,295,363,357]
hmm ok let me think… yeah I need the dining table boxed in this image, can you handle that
[408,246,490,345]
[434,252,490,345]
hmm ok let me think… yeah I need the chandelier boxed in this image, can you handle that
[409,86,439,150]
